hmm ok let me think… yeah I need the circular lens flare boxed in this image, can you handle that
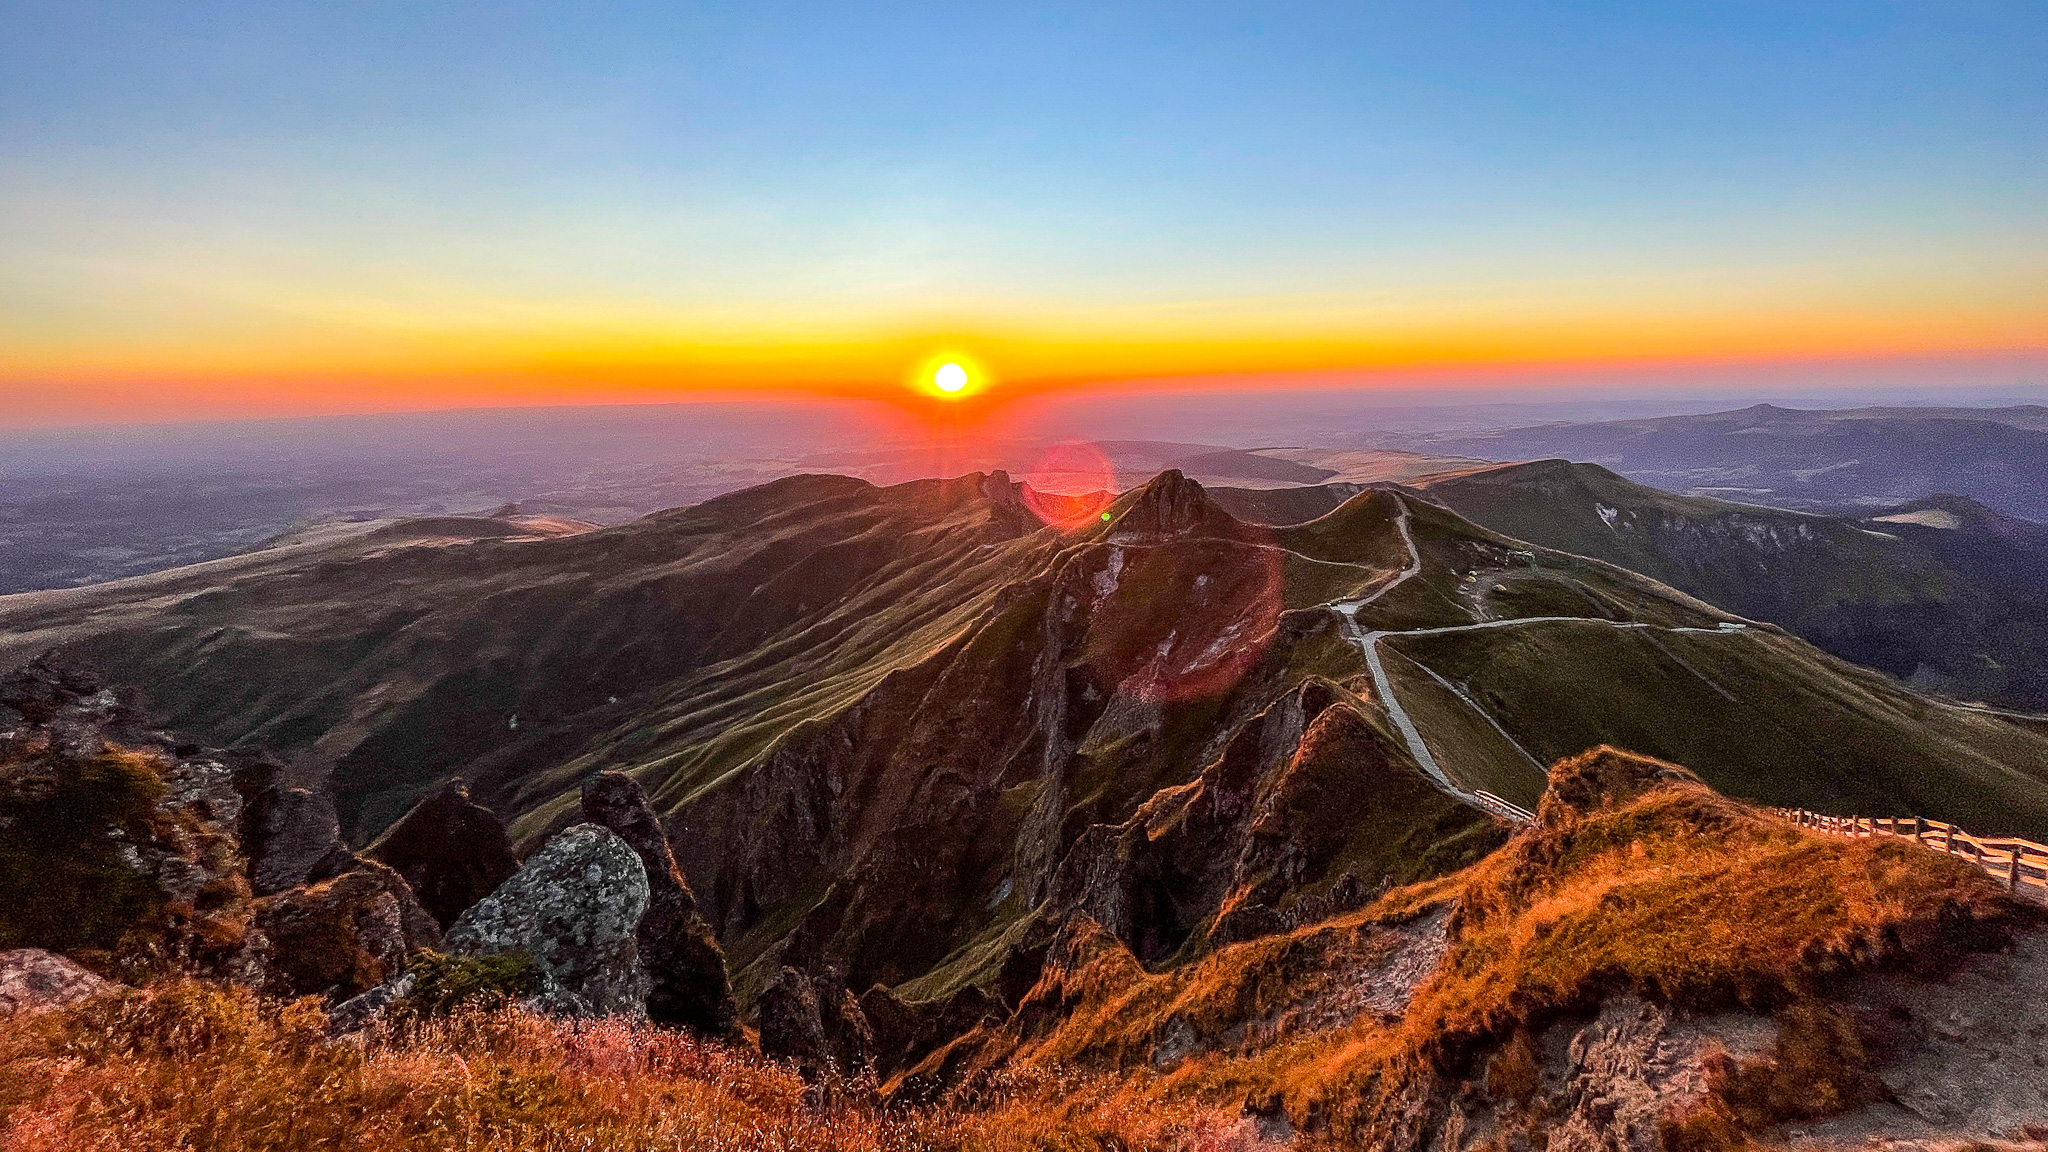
[1022,441,1115,530]
[934,363,968,393]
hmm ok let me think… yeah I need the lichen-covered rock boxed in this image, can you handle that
[366,779,519,928]
[580,770,739,1036]
[0,948,117,1016]
[235,764,355,897]
[447,823,649,1017]
[255,860,442,999]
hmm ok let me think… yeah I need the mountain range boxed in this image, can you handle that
[1396,402,2048,519]
[5,467,2048,1013]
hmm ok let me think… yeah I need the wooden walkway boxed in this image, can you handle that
[1775,808,2048,905]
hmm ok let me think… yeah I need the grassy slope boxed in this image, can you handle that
[1420,459,2048,710]
[963,748,2033,1147]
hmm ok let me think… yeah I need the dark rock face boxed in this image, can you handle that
[859,983,1002,1083]
[579,770,739,1036]
[255,860,442,999]
[756,965,875,1082]
[235,764,356,897]
[0,948,116,1016]
[447,822,650,1017]
[366,780,519,928]
[1043,681,1504,963]
[1109,469,1238,538]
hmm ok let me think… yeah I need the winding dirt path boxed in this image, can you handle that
[1324,493,1747,814]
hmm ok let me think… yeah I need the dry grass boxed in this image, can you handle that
[970,748,2035,1147]
[0,979,1229,1151]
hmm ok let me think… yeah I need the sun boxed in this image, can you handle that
[904,351,989,402]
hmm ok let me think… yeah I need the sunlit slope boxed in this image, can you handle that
[0,474,1057,835]
[1412,459,2048,710]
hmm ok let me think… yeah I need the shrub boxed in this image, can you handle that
[392,949,541,1019]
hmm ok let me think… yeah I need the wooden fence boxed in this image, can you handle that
[1774,808,2048,905]
[1472,790,1536,825]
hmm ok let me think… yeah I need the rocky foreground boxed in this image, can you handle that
[3,655,2046,1150]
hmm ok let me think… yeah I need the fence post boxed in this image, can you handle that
[2011,850,2023,893]
[1945,825,1956,854]
[1914,815,1926,841]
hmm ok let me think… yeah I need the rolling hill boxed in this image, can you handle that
[1396,402,2048,518]
[1212,461,2048,711]
[4,468,2048,1006]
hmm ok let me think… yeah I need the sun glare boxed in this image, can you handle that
[934,362,968,393]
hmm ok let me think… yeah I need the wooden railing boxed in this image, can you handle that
[1473,790,1536,825]
[1774,808,2048,905]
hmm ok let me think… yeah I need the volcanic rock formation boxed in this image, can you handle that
[366,779,519,928]
[580,770,739,1036]
[446,822,652,1017]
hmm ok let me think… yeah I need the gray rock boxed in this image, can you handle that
[580,770,740,1036]
[448,823,650,1017]
[326,971,415,1036]
[0,948,117,1016]
[238,772,356,897]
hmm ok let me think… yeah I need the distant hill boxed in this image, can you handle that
[1398,402,2048,519]
[1213,461,2048,711]
[7,468,2048,1005]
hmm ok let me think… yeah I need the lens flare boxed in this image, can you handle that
[1022,441,1116,530]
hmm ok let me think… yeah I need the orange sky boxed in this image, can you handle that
[9,302,2046,427]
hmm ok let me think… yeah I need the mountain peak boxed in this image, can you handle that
[1106,468,1240,537]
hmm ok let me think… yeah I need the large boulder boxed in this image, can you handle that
[254,860,442,999]
[234,764,356,897]
[580,770,739,1036]
[447,823,650,1017]
[0,948,116,1016]
[366,780,519,928]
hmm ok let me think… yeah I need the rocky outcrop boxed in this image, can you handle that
[366,779,519,928]
[859,982,1003,1083]
[0,656,268,984]
[1536,744,1700,826]
[255,860,442,999]
[1106,469,1239,539]
[1045,682,1504,962]
[757,965,876,1082]
[234,763,356,896]
[580,770,738,1036]
[0,948,116,1016]
[447,823,650,1017]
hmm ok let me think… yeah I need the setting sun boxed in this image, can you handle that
[934,362,968,393]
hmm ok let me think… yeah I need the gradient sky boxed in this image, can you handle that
[3,1,2045,424]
